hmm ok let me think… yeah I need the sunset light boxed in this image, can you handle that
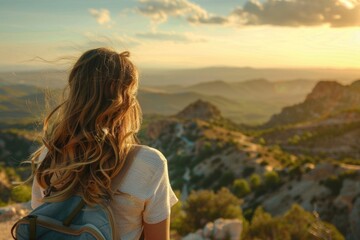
[1,0,360,70]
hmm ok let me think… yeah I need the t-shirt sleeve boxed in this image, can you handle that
[31,177,44,209]
[143,152,178,224]
[31,147,48,209]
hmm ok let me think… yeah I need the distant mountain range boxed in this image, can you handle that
[1,67,359,124]
[140,67,360,85]
[0,77,321,124]
[143,79,317,123]
[1,66,359,87]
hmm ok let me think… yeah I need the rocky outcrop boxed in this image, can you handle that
[306,81,346,101]
[251,163,360,239]
[182,218,243,240]
[264,80,360,128]
[176,100,222,122]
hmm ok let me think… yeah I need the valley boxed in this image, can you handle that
[1,71,360,239]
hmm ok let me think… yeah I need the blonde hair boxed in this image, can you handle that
[31,48,141,205]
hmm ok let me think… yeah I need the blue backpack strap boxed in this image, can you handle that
[28,215,37,240]
[63,199,86,226]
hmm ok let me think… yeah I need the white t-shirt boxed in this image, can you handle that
[31,145,178,240]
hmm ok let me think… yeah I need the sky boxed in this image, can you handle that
[1,0,360,70]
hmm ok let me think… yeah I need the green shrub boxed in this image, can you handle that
[264,171,281,190]
[243,204,344,240]
[176,187,242,235]
[249,174,262,190]
[11,184,31,202]
[232,179,251,198]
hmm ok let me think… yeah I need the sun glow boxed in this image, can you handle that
[338,0,357,9]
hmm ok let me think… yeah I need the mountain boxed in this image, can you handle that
[141,67,360,86]
[0,98,359,238]
[264,80,360,128]
[0,84,62,122]
[1,67,360,87]
[0,69,346,124]
[183,80,239,99]
[175,99,223,122]
[145,100,284,191]
[160,78,317,102]
[0,70,67,89]
[148,78,319,124]
[254,80,360,160]
[138,89,252,123]
[144,100,360,238]
[0,75,358,125]
[0,83,268,124]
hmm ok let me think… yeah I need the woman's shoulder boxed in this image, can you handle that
[119,145,169,200]
[131,145,167,174]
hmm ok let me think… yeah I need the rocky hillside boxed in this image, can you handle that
[264,80,360,128]
[256,80,360,159]
[145,100,284,192]
[244,162,360,238]
[175,100,222,122]
[0,127,36,206]
[145,100,360,238]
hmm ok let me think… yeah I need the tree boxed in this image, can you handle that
[233,179,251,198]
[264,171,280,190]
[170,191,190,236]
[11,184,31,202]
[249,173,262,190]
[179,187,243,234]
[243,204,344,240]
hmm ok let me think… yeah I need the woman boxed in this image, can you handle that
[30,48,178,240]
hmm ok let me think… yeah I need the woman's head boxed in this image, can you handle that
[66,48,140,136]
[34,48,142,204]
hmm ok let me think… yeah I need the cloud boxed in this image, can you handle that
[137,0,228,25]
[59,33,141,52]
[136,0,360,28]
[232,0,360,27]
[89,8,111,25]
[136,31,206,43]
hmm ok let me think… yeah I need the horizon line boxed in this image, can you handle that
[1,65,360,73]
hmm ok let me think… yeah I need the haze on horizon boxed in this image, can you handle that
[1,0,360,72]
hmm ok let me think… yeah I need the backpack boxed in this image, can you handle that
[11,147,140,240]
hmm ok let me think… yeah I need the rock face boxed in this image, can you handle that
[265,80,360,128]
[176,100,222,122]
[145,100,282,192]
[306,81,346,101]
[253,163,360,239]
[350,197,360,240]
[182,218,243,240]
[259,80,360,159]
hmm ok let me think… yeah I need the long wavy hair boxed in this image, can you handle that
[31,48,141,205]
